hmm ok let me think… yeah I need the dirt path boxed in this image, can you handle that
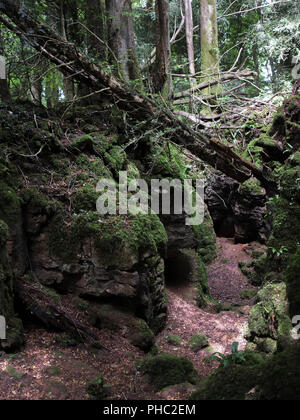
[156,237,260,390]
[0,237,259,401]
[207,238,258,305]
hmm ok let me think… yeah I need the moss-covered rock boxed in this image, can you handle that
[166,334,182,346]
[239,178,265,196]
[187,334,209,352]
[72,185,99,213]
[138,353,197,390]
[190,345,300,400]
[247,282,292,350]
[150,144,186,181]
[88,303,155,352]
[193,212,217,264]
[0,181,22,228]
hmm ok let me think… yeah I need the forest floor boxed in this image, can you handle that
[0,238,260,400]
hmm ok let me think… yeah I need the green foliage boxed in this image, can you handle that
[138,353,197,391]
[205,342,246,368]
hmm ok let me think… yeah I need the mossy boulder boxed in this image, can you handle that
[239,178,265,196]
[190,345,300,400]
[187,334,209,352]
[138,353,197,390]
[88,303,155,352]
[166,334,182,346]
[267,197,300,269]
[247,282,292,350]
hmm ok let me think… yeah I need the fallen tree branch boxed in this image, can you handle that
[15,278,98,343]
[0,0,276,190]
[173,69,257,99]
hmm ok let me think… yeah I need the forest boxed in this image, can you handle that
[0,0,299,403]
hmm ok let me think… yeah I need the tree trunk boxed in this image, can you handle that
[200,0,221,113]
[154,0,172,98]
[86,0,106,61]
[59,0,75,101]
[0,0,275,191]
[184,0,195,82]
[106,0,142,88]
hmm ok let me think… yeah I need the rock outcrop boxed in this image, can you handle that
[205,173,270,243]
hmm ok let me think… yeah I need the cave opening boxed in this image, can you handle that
[164,251,193,288]
[213,212,236,238]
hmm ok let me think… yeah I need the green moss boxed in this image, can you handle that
[0,220,9,247]
[72,134,94,152]
[104,145,126,173]
[193,212,217,264]
[257,345,300,400]
[75,155,112,179]
[69,212,167,260]
[187,334,209,352]
[248,283,291,348]
[191,344,300,400]
[0,181,22,227]
[138,353,197,391]
[267,197,300,268]
[21,187,53,215]
[242,140,264,168]
[240,178,264,195]
[248,304,270,337]
[150,144,186,181]
[126,161,141,182]
[88,304,155,351]
[280,167,300,202]
[130,320,155,352]
[285,249,300,318]
[240,290,257,300]
[72,185,99,213]
[197,258,210,307]
[92,133,118,156]
[270,112,286,137]
[190,363,261,400]
[166,334,182,346]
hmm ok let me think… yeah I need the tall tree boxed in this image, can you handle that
[154,0,172,98]
[59,0,75,101]
[86,0,106,61]
[106,0,142,88]
[184,0,195,83]
[200,0,221,112]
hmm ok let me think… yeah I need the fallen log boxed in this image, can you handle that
[15,278,98,343]
[0,0,276,190]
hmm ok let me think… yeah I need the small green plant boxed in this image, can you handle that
[269,245,288,258]
[205,342,246,368]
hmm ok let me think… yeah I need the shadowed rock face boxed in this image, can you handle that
[205,173,270,243]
